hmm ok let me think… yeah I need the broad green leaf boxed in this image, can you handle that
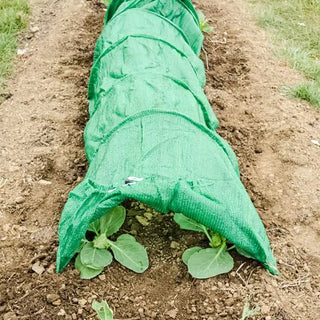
[92,300,113,320]
[88,219,100,235]
[182,247,202,265]
[75,255,104,279]
[187,247,234,279]
[93,233,109,249]
[174,213,205,232]
[80,242,113,269]
[236,247,255,259]
[109,234,149,273]
[75,240,87,253]
[100,206,126,237]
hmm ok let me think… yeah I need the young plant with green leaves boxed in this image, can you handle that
[100,0,111,7]
[240,298,260,320]
[174,213,234,279]
[197,10,213,33]
[75,206,149,279]
[92,300,113,320]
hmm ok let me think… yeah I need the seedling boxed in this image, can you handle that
[92,300,113,320]
[75,206,149,279]
[240,298,260,320]
[174,213,234,279]
[100,0,111,6]
[197,10,213,33]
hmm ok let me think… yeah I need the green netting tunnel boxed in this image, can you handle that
[56,0,278,275]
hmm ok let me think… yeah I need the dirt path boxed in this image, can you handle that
[0,0,319,319]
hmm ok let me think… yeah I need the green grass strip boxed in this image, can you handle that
[0,0,29,90]
[249,0,320,108]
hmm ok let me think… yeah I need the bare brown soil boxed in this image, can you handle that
[0,0,319,319]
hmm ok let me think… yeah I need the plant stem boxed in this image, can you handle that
[227,245,236,251]
[105,238,113,249]
[202,226,212,243]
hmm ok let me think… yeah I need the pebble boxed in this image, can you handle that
[130,230,137,236]
[78,298,87,307]
[3,224,10,233]
[170,241,179,249]
[60,284,66,290]
[3,312,17,320]
[136,216,149,226]
[38,179,52,185]
[206,307,214,313]
[46,293,60,304]
[260,305,270,314]
[72,313,77,320]
[32,261,45,275]
[57,309,66,316]
[225,298,233,307]
[144,212,153,220]
[15,196,25,204]
[52,300,61,306]
[30,26,40,33]
[166,309,177,319]
[98,274,106,280]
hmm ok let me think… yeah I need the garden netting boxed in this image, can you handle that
[56,0,278,275]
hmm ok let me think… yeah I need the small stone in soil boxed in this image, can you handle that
[166,309,178,319]
[15,196,25,204]
[52,300,61,306]
[32,261,45,275]
[260,305,270,314]
[3,224,10,233]
[144,212,153,220]
[78,298,87,307]
[46,293,60,304]
[38,179,52,185]
[30,26,40,33]
[57,309,66,316]
[170,241,179,249]
[136,216,149,226]
[3,312,18,320]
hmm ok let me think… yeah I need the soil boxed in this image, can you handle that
[0,0,319,319]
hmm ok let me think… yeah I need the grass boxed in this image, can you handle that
[249,0,320,108]
[0,0,29,90]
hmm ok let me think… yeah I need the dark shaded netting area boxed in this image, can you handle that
[56,0,278,275]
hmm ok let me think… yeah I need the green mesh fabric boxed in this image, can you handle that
[56,0,278,275]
